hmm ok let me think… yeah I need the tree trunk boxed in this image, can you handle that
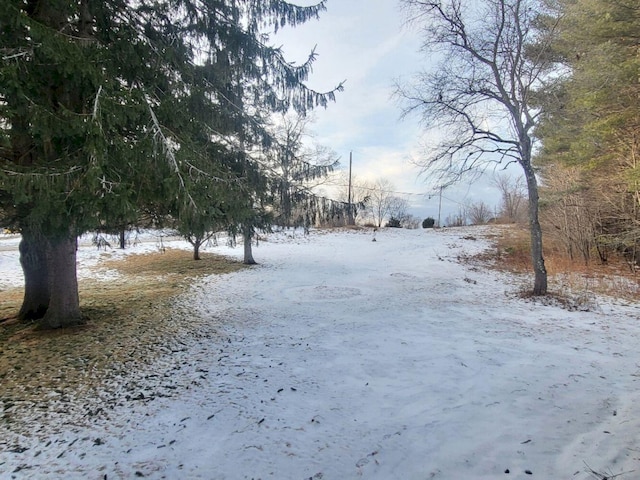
[282,182,291,227]
[119,228,126,249]
[40,233,84,329]
[17,230,50,321]
[524,165,548,296]
[242,227,257,265]
[193,240,201,260]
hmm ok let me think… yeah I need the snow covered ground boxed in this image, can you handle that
[1,226,640,479]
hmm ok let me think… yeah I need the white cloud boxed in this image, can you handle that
[271,0,523,222]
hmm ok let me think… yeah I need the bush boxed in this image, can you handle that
[386,217,402,228]
[422,217,435,228]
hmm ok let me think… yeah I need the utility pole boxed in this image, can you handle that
[347,151,354,225]
[437,185,443,228]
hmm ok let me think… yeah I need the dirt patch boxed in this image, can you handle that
[0,249,245,438]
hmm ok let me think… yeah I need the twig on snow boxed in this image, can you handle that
[584,461,635,479]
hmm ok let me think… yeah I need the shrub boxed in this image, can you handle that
[422,217,435,228]
[386,217,402,228]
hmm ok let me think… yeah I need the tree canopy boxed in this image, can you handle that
[0,0,343,327]
[534,0,640,265]
[266,113,340,228]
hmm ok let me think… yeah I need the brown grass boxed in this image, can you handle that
[1,248,244,336]
[479,224,640,300]
[0,249,245,432]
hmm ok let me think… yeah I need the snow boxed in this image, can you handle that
[2,226,640,479]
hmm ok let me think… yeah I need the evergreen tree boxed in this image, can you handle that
[535,0,640,263]
[0,0,343,328]
[267,113,340,228]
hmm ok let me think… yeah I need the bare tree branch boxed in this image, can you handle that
[397,0,557,294]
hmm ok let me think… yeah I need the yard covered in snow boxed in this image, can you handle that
[1,226,640,479]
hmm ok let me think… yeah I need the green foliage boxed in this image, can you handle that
[535,0,640,264]
[0,0,343,240]
[536,0,639,166]
[0,0,343,324]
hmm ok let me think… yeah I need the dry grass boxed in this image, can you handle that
[478,224,640,301]
[0,249,245,433]
[0,290,22,326]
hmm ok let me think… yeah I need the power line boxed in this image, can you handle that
[330,183,430,198]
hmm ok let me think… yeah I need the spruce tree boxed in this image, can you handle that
[268,113,340,228]
[0,0,342,328]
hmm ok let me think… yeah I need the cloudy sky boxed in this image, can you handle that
[273,0,516,223]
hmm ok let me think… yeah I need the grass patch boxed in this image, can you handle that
[0,289,22,325]
[478,224,640,301]
[102,247,242,277]
[0,249,245,432]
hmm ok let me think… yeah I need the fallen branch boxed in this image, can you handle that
[585,461,635,480]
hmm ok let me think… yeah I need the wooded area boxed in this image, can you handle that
[0,0,349,328]
[1,0,638,328]
[535,0,640,270]
[398,0,639,294]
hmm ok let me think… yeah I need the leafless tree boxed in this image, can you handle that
[335,173,371,225]
[403,215,422,229]
[268,113,339,228]
[541,165,595,264]
[388,196,411,224]
[398,0,558,294]
[366,179,400,227]
[445,208,467,227]
[494,174,527,223]
[467,201,493,225]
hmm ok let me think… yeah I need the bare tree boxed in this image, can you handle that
[388,196,411,225]
[336,173,371,225]
[366,179,399,227]
[493,174,527,223]
[467,201,493,225]
[445,209,467,227]
[403,215,422,229]
[541,164,602,265]
[398,0,557,295]
[268,113,340,228]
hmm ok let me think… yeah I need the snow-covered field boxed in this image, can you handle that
[1,226,640,479]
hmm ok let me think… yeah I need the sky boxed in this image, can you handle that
[272,0,519,223]
[2,227,640,478]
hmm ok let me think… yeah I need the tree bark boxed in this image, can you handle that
[17,230,50,321]
[193,240,201,260]
[523,165,548,295]
[39,233,84,329]
[242,227,257,265]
